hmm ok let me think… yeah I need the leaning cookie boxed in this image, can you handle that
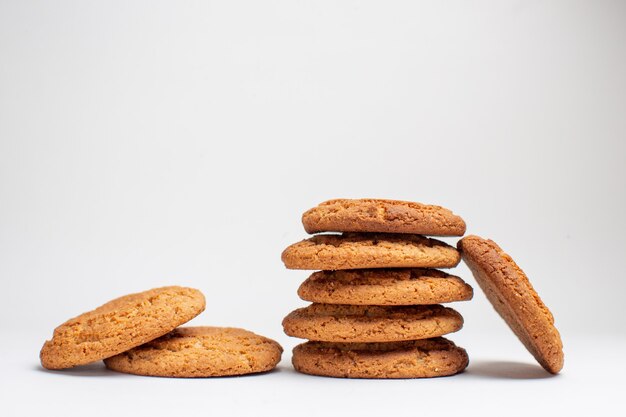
[282,233,460,270]
[104,327,283,377]
[292,338,468,379]
[302,199,466,236]
[40,286,206,370]
[282,303,463,343]
[298,268,473,305]
[458,235,564,374]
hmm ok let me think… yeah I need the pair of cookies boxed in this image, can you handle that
[281,199,472,378]
[40,286,282,377]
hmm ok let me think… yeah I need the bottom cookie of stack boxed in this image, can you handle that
[292,337,468,379]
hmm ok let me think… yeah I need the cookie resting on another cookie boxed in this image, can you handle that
[40,286,206,370]
[281,233,461,270]
[282,303,463,343]
[302,199,466,236]
[298,268,473,305]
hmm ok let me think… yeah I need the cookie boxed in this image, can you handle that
[302,199,466,236]
[40,286,206,370]
[298,268,473,305]
[282,303,463,342]
[458,235,564,373]
[292,337,468,378]
[104,327,283,377]
[281,233,460,270]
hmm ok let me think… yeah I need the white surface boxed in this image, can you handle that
[1,1,625,415]
[4,332,625,415]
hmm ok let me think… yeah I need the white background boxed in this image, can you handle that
[1,1,625,415]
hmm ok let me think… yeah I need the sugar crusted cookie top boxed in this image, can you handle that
[282,303,463,343]
[292,337,469,379]
[298,268,473,305]
[282,233,460,270]
[104,326,283,377]
[302,199,466,236]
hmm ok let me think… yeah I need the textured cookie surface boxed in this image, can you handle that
[292,337,468,379]
[282,303,463,342]
[302,199,466,236]
[104,327,283,377]
[281,233,460,270]
[458,235,564,374]
[40,286,206,370]
[298,268,473,305]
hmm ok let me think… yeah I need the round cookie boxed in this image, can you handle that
[40,286,206,370]
[292,338,468,379]
[458,235,564,374]
[302,199,466,236]
[104,327,283,377]
[281,233,460,270]
[298,268,473,305]
[282,303,463,343]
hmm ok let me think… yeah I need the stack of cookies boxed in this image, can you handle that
[281,199,472,378]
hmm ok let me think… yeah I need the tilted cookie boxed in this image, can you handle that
[298,268,473,305]
[458,235,564,374]
[281,233,460,270]
[40,286,205,370]
[104,327,283,377]
[302,198,466,236]
[282,303,463,343]
[292,338,468,379]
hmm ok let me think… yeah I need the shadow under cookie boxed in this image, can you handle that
[465,360,557,380]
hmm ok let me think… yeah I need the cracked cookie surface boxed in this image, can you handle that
[458,235,564,374]
[282,303,463,342]
[292,337,468,378]
[40,286,206,370]
[104,326,283,377]
[298,268,473,305]
[281,233,460,270]
[302,199,466,236]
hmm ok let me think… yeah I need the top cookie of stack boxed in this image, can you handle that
[281,199,472,379]
[301,198,466,236]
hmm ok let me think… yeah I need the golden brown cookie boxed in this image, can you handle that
[298,268,473,305]
[281,233,460,270]
[302,199,466,236]
[282,303,463,342]
[104,327,283,377]
[292,338,468,378]
[40,286,206,370]
[458,235,564,374]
